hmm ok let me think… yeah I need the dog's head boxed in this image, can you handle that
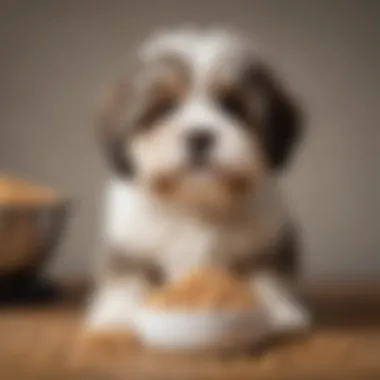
[97,28,302,213]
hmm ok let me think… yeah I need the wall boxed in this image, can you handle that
[1,0,379,281]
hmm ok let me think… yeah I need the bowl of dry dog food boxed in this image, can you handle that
[0,174,70,304]
[135,268,270,351]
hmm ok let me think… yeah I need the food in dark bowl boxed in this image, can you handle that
[0,175,70,305]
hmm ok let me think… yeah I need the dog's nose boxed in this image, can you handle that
[186,130,215,155]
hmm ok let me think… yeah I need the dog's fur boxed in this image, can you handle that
[87,27,310,333]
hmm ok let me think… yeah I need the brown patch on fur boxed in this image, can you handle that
[209,60,260,131]
[148,169,257,220]
[210,58,302,170]
[142,54,190,98]
[135,54,190,130]
[96,54,191,175]
[150,173,178,196]
[96,73,134,174]
[228,226,299,280]
[219,170,254,197]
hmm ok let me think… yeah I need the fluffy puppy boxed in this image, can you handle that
[87,27,310,334]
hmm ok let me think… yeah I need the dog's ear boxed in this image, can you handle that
[248,63,303,170]
[96,78,135,177]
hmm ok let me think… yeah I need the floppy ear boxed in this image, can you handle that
[249,64,303,170]
[96,79,134,177]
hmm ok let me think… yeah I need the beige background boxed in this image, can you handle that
[0,1,379,281]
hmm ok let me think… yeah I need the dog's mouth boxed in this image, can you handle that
[150,164,253,201]
[187,150,212,170]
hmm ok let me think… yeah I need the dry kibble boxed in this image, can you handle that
[147,268,257,311]
[0,175,60,206]
[0,175,62,273]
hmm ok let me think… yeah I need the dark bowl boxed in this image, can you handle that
[0,201,70,281]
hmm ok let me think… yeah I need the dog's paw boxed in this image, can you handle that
[85,282,142,332]
[252,272,312,335]
[269,302,312,334]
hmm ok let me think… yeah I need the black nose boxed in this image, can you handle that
[186,130,215,155]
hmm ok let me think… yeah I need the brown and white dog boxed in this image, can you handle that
[86,27,310,335]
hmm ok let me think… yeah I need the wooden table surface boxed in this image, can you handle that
[0,291,380,380]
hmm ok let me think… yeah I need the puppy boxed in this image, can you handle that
[86,27,310,335]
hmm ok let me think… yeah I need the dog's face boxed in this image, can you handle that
[98,29,302,213]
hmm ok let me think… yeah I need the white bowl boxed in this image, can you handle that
[135,307,270,351]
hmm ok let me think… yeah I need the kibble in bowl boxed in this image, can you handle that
[136,269,269,351]
[0,174,69,276]
[147,268,257,311]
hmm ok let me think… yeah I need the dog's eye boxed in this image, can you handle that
[149,100,175,120]
[140,98,176,128]
[219,93,247,119]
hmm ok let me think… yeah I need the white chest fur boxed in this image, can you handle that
[102,179,286,281]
